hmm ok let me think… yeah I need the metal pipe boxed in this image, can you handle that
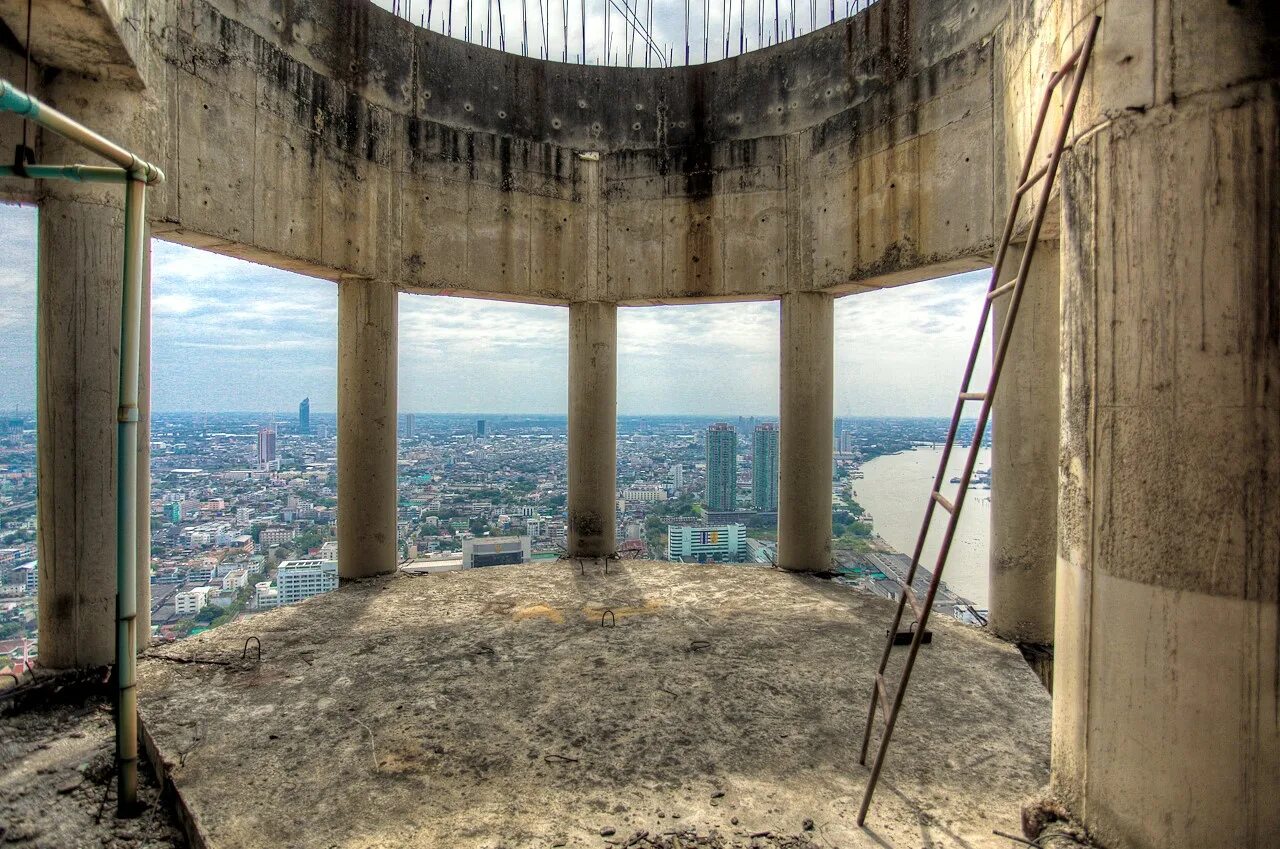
[115,176,146,815]
[0,163,127,183]
[0,78,160,817]
[0,80,163,184]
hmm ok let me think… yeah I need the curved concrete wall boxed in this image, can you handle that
[146,0,1002,303]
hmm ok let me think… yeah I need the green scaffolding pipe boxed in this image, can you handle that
[115,176,146,813]
[0,76,162,817]
[0,79,164,183]
[0,163,128,183]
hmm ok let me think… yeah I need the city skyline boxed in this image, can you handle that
[0,204,993,417]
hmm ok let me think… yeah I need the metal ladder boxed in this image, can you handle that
[855,16,1101,825]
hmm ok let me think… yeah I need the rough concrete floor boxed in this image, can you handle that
[0,687,188,849]
[137,561,1050,849]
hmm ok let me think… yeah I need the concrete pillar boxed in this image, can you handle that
[32,75,157,668]
[988,241,1059,645]
[567,301,617,557]
[337,279,398,579]
[777,292,834,572]
[1051,6,1279,847]
[36,198,124,668]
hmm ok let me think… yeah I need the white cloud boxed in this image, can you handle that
[0,202,995,418]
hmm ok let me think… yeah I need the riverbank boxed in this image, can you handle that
[851,444,991,608]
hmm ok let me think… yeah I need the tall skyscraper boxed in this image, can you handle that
[752,423,779,511]
[670,463,684,489]
[298,397,310,434]
[403,413,415,439]
[476,419,486,437]
[257,426,277,468]
[705,423,737,512]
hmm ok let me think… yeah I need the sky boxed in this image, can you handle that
[0,202,992,418]
[366,0,881,66]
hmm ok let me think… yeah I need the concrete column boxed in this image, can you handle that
[1051,6,1279,846]
[777,292,834,572]
[36,198,124,668]
[988,241,1059,645]
[567,301,616,557]
[337,279,398,579]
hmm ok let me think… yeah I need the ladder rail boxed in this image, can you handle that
[855,16,1101,827]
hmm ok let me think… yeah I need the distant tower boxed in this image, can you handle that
[299,397,310,434]
[752,423,779,511]
[705,423,737,512]
[476,418,486,438]
[257,426,277,468]
[670,463,684,489]
[403,413,415,439]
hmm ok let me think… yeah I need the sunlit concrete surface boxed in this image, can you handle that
[137,561,1049,848]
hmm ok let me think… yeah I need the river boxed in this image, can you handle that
[850,445,991,607]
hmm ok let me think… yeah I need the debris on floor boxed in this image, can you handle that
[0,685,187,849]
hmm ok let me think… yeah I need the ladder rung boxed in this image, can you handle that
[958,391,987,401]
[986,279,1016,300]
[1016,161,1050,197]
[899,581,926,621]
[875,673,893,720]
[931,491,955,514]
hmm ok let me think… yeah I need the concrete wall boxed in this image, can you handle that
[1007,2,1280,847]
[1,0,1277,846]
[5,0,1003,305]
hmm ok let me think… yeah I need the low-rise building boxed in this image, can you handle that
[13,562,37,595]
[666,524,747,563]
[222,569,249,591]
[276,559,338,605]
[254,581,280,609]
[259,526,294,550]
[174,586,215,616]
[462,536,531,569]
[621,486,667,503]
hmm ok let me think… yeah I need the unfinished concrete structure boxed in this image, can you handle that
[0,0,1275,847]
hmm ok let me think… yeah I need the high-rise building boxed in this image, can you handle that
[670,463,684,489]
[705,423,737,512]
[752,423,779,511]
[403,413,415,439]
[298,397,310,434]
[257,426,277,468]
[476,418,486,437]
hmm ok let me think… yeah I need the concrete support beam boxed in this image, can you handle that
[777,292,834,572]
[36,197,123,667]
[567,301,617,557]
[337,279,398,579]
[1054,82,1279,849]
[989,241,1059,645]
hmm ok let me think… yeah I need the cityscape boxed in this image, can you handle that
[0,407,988,668]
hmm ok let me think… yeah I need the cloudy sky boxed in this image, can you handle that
[367,0,880,66]
[0,202,992,417]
